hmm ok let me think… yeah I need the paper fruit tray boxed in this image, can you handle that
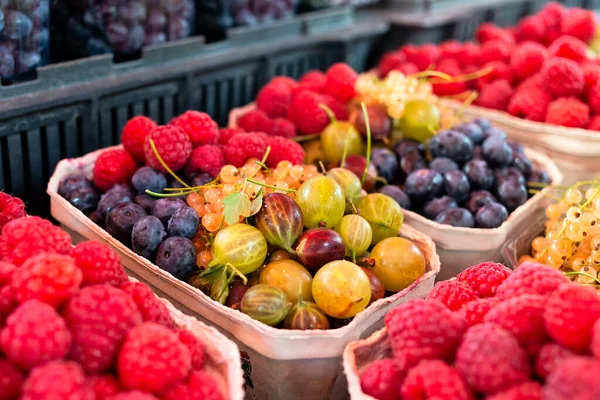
[48,146,441,400]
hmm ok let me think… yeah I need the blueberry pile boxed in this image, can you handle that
[373,118,551,229]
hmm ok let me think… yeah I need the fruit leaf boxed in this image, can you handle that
[249,190,263,216]
[223,192,252,225]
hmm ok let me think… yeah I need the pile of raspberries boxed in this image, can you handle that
[377,2,600,130]
[359,261,600,400]
[0,215,225,400]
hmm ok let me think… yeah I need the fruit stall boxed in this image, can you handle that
[2,1,600,399]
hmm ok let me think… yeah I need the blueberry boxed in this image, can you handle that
[191,173,214,187]
[151,198,186,226]
[134,194,157,213]
[106,184,135,198]
[434,208,475,228]
[513,153,533,178]
[455,122,484,145]
[59,174,92,198]
[497,180,528,212]
[508,140,525,156]
[472,146,483,160]
[156,236,196,280]
[473,117,492,131]
[483,127,507,141]
[482,137,513,167]
[495,167,525,186]
[463,159,494,190]
[429,157,459,175]
[68,186,100,212]
[428,130,473,165]
[167,206,199,239]
[165,177,187,197]
[475,202,508,229]
[443,171,471,203]
[379,185,411,209]
[393,139,423,157]
[422,196,458,220]
[132,166,167,194]
[132,216,166,259]
[105,202,147,246]
[371,148,399,184]
[529,169,552,185]
[405,169,444,204]
[467,190,497,215]
[97,191,132,221]
[399,151,426,178]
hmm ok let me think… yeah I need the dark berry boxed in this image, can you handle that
[151,198,186,226]
[379,185,411,209]
[134,194,157,213]
[422,196,458,220]
[455,122,484,145]
[399,151,426,178]
[156,237,196,280]
[474,117,492,131]
[497,180,528,212]
[58,175,92,198]
[475,202,508,228]
[191,173,214,187]
[132,216,167,260]
[167,206,199,239]
[393,139,423,157]
[429,157,459,175]
[482,137,513,167]
[529,169,551,185]
[105,202,147,246]
[428,130,474,165]
[370,148,399,184]
[467,190,497,215]
[444,171,471,203]
[97,191,132,222]
[508,141,525,155]
[483,127,507,141]
[434,207,474,228]
[405,169,444,204]
[472,146,483,160]
[106,184,135,198]
[68,186,100,212]
[495,167,525,186]
[131,167,168,194]
[513,155,533,178]
[463,159,494,190]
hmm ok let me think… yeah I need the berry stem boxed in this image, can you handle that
[149,139,191,190]
[244,176,297,193]
[319,104,337,124]
[360,102,372,186]
[292,133,321,143]
[564,271,600,285]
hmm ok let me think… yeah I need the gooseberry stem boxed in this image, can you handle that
[360,102,372,186]
[292,133,321,143]
[149,139,191,190]
[244,176,297,193]
[319,104,337,124]
[564,271,600,285]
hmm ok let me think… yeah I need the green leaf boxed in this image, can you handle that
[249,190,263,217]
[223,192,252,225]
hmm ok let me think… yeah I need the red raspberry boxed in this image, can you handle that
[175,329,206,370]
[0,358,24,400]
[561,8,596,43]
[0,261,16,286]
[359,359,403,400]
[298,70,326,93]
[549,35,589,64]
[184,145,225,179]
[543,356,600,400]
[487,381,542,400]
[265,136,305,168]
[21,361,90,400]
[270,76,298,91]
[64,285,143,374]
[393,62,419,76]
[476,23,515,46]
[322,94,349,121]
[121,116,157,163]
[112,391,159,400]
[510,42,548,81]
[539,3,566,45]
[587,81,600,115]
[11,253,82,307]
[480,40,511,64]
[94,149,137,192]
[118,322,191,394]
[0,300,71,369]
[484,294,547,356]
[515,16,547,43]
[401,360,472,400]
[0,193,25,230]
[457,297,500,328]
[541,57,585,98]
[593,317,600,358]
[377,51,406,77]
[287,90,332,135]
[402,44,440,71]
[87,375,122,400]
[439,40,463,60]
[268,118,296,138]
[456,261,512,298]
[535,343,578,379]
[497,261,568,299]
[162,371,224,400]
[0,286,17,326]
[544,284,600,352]
[458,42,481,66]
[583,63,600,92]
[144,125,192,173]
[545,97,590,128]
[224,132,267,167]
[120,282,174,328]
[516,73,543,91]
[237,109,274,133]
[72,241,128,287]
[218,127,242,146]
[323,63,358,103]
[426,280,477,311]
[589,115,600,131]
[170,111,219,148]
[475,61,512,90]
[475,80,513,111]
[257,81,293,118]
[385,299,465,370]
[507,87,552,122]
[431,59,467,96]
[455,323,530,394]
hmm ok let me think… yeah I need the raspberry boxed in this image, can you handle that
[455,323,530,394]
[298,70,326,93]
[0,358,24,400]
[377,51,405,77]
[268,118,296,138]
[543,356,600,400]
[265,136,305,168]
[516,73,543,91]
[487,381,542,400]
[0,193,25,230]
[431,59,467,96]
[224,132,267,167]
[548,35,589,64]
[270,76,298,90]
[87,375,122,400]
[237,109,274,133]
[561,8,596,43]
[401,44,439,71]
[457,297,500,328]
[593,317,600,358]
[510,42,548,81]
[322,94,349,121]
[393,62,419,76]
[0,286,17,326]
[64,285,143,374]
[476,23,515,46]
[484,294,547,355]
[400,360,472,400]
[144,125,192,173]
[118,322,191,394]
[507,87,552,122]
[175,329,206,370]
[544,284,600,352]
[385,299,465,370]
[324,63,358,103]
[583,63,600,92]
[539,2,565,34]
[590,116,600,131]
[0,261,16,286]
[426,280,477,311]
[162,371,224,400]
[287,90,332,135]
[257,81,292,118]
[497,261,568,299]
[480,40,511,64]
[121,116,157,163]
[112,391,159,400]
[11,253,82,307]
[535,343,578,379]
[458,42,481,66]
[94,149,137,192]
[218,127,242,146]
[120,282,174,328]
[515,16,546,43]
[170,111,219,148]
[541,57,584,98]
[0,300,71,369]
[475,80,513,111]
[72,241,128,287]
[359,359,404,400]
[21,361,90,400]
[439,40,463,60]
[456,261,512,298]
[184,145,225,179]
[545,97,590,128]
[475,61,512,90]
[587,81,600,115]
